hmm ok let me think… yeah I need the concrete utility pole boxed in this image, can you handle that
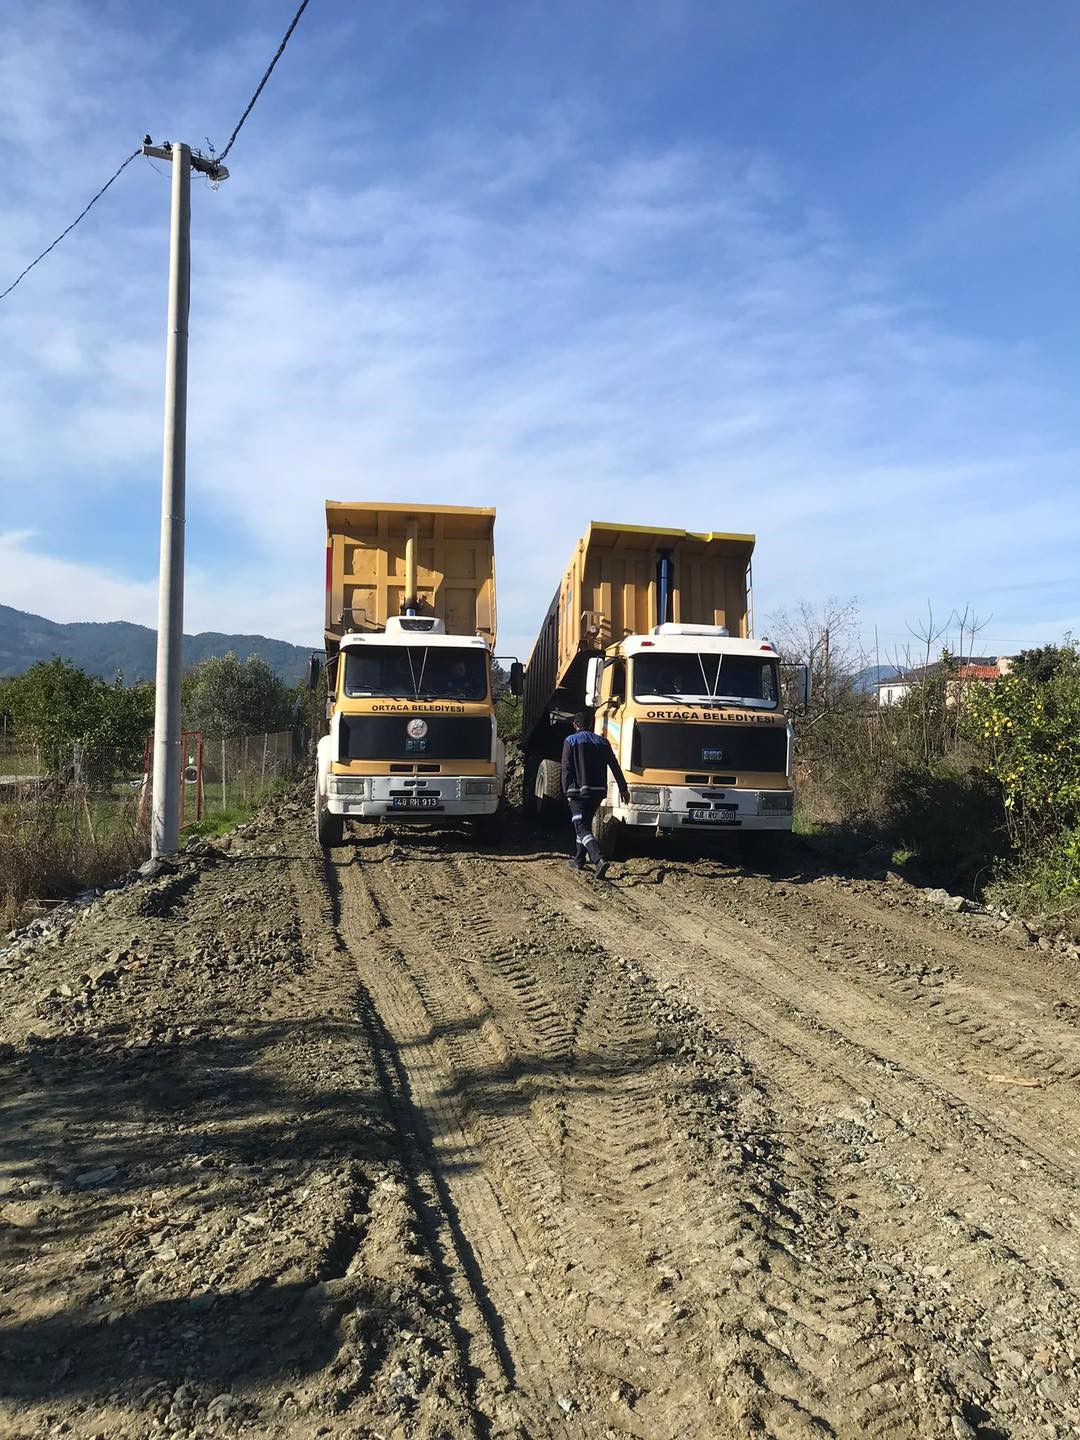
[142,139,228,856]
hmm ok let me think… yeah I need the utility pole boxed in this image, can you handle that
[142,139,228,856]
[822,626,831,709]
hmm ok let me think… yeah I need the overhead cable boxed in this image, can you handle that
[0,149,141,303]
[216,0,313,162]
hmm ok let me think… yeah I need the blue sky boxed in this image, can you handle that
[2,0,1078,664]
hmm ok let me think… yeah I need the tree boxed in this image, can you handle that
[1010,642,1076,688]
[2,658,153,779]
[182,652,298,737]
[962,645,1080,851]
[765,597,864,711]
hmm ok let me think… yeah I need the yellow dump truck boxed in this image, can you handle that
[521,522,796,860]
[315,502,512,847]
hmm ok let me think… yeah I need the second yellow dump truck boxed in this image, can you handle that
[521,522,796,861]
[315,502,516,847]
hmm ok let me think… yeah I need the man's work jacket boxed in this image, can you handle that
[560,730,627,799]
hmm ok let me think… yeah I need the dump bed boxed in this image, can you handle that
[325,502,496,652]
[522,522,754,751]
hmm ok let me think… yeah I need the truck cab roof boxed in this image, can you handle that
[622,632,778,658]
[339,617,491,653]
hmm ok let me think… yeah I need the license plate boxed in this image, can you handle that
[391,795,441,810]
[686,809,737,824]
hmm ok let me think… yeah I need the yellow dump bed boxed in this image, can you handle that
[522,522,755,750]
[550,521,753,681]
[325,502,496,650]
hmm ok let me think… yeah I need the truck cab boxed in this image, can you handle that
[587,624,794,855]
[315,503,506,848]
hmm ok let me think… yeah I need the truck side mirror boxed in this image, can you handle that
[510,661,524,696]
[307,655,322,692]
[585,656,603,708]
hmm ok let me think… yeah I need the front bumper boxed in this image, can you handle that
[326,773,500,821]
[613,784,793,833]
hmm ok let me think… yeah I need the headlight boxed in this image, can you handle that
[760,791,793,815]
[464,778,496,796]
[629,786,661,807]
[329,777,368,796]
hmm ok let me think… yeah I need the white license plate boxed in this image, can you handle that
[687,809,737,824]
[391,796,441,810]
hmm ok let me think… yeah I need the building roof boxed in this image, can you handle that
[876,657,1009,688]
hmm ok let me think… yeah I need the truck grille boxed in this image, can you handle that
[339,714,491,763]
[631,722,786,774]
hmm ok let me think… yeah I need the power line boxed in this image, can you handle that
[2,0,313,303]
[216,0,312,162]
[0,148,141,303]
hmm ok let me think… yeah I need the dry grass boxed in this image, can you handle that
[0,787,147,932]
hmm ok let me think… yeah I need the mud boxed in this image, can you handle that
[2,790,1078,1438]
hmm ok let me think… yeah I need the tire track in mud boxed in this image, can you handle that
[620,862,1080,1181]
[287,850,507,1439]
[526,862,970,1439]
[531,856,1080,1437]
[338,845,720,1438]
[727,872,1080,1091]
[345,842,965,1439]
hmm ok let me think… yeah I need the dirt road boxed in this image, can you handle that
[2,792,1079,1438]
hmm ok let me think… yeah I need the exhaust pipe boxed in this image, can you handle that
[405,520,418,615]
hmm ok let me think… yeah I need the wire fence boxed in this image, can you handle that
[0,730,307,930]
[200,730,307,818]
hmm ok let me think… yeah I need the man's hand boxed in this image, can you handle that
[619,786,631,805]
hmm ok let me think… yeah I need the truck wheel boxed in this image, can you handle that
[315,789,344,849]
[534,759,563,827]
[593,804,624,860]
[740,830,787,871]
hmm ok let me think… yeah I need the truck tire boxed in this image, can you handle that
[534,759,563,828]
[593,803,624,860]
[740,830,787,871]
[315,789,344,849]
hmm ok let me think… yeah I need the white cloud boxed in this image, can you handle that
[1,3,1077,668]
[0,531,158,626]
[0,531,316,647]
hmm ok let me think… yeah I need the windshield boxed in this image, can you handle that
[632,653,778,709]
[344,646,489,702]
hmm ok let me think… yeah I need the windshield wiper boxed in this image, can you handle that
[700,696,768,709]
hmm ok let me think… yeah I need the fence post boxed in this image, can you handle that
[72,742,82,862]
[221,735,227,813]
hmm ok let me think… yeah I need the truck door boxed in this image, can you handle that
[600,659,625,744]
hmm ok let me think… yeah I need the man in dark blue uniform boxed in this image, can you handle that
[560,712,630,879]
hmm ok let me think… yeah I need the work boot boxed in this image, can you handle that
[568,852,586,871]
[594,859,610,881]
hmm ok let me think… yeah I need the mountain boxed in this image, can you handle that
[0,604,317,684]
[851,663,901,694]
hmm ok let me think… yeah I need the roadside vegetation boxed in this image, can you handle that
[777,602,1080,937]
[0,654,309,931]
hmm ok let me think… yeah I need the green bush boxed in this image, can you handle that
[182,652,298,737]
[961,645,1080,851]
[2,658,153,781]
[495,694,522,742]
[987,824,1080,936]
[794,670,1007,891]
[883,759,1007,892]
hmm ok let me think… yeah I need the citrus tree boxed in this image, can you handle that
[962,644,1080,851]
[2,658,153,780]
